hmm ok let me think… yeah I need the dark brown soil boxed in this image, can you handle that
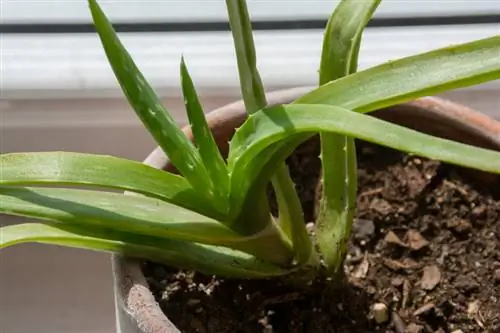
[142,137,500,333]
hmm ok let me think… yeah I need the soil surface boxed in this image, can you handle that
[143,137,500,333]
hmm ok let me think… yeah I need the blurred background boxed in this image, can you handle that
[1,1,499,332]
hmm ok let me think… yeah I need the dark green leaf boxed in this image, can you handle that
[224,0,309,257]
[225,0,267,113]
[180,57,230,205]
[316,0,380,273]
[88,0,214,201]
[0,186,292,263]
[0,223,293,278]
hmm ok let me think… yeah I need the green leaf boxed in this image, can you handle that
[88,0,214,202]
[221,0,273,234]
[228,137,308,221]
[297,35,500,112]
[272,163,318,266]
[225,0,312,262]
[348,31,363,75]
[225,0,267,114]
[319,0,380,83]
[0,152,221,219]
[0,223,294,279]
[228,104,500,208]
[316,0,380,274]
[180,57,230,205]
[0,186,292,264]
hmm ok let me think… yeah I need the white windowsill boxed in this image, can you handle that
[3,0,499,23]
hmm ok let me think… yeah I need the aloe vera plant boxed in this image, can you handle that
[1,0,500,281]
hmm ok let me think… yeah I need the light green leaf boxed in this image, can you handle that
[220,0,274,235]
[88,0,214,202]
[225,0,310,262]
[225,0,267,114]
[316,0,380,273]
[298,35,500,112]
[0,152,221,219]
[319,0,380,83]
[180,57,230,205]
[0,186,292,264]
[0,223,293,278]
[272,163,318,266]
[228,104,500,210]
[229,35,500,241]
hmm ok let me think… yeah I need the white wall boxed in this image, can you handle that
[3,0,499,23]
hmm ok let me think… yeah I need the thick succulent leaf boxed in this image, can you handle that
[319,0,380,83]
[180,57,230,204]
[297,35,500,112]
[222,0,274,235]
[272,163,318,266]
[225,0,308,258]
[229,136,308,215]
[0,223,293,278]
[227,35,500,220]
[228,104,500,210]
[88,0,214,201]
[316,0,380,273]
[0,186,235,243]
[0,152,221,219]
[0,186,293,263]
[225,0,267,114]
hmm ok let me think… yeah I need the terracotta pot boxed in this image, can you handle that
[112,86,500,333]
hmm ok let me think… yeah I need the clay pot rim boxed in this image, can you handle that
[113,86,500,333]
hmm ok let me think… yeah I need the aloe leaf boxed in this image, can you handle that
[348,31,363,75]
[298,35,500,112]
[223,0,274,235]
[225,0,267,114]
[0,152,221,219]
[319,0,380,83]
[228,34,500,227]
[0,223,294,278]
[88,0,214,202]
[316,0,380,274]
[225,0,312,263]
[0,186,292,264]
[180,57,230,205]
[228,104,500,211]
[272,163,318,266]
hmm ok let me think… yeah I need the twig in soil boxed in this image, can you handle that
[467,300,486,329]
[402,279,411,309]
[413,302,435,316]
[351,252,370,279]
[260,292,304,306]
[391,311,406,333]
[359,187,384,197]
[443,179,469,197]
